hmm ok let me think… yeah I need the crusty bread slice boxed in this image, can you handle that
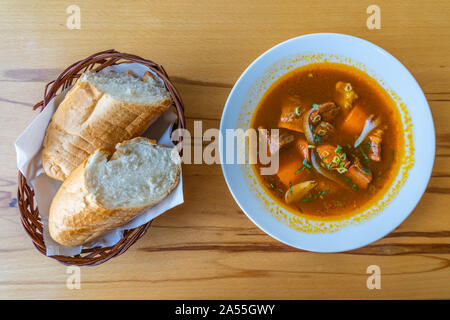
[49,137,181,247]
[42,69,172,181]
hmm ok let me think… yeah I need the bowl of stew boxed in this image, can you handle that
[220,33,435,252]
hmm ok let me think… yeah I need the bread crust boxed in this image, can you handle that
[49,138,181,247]
[42,75,172,181]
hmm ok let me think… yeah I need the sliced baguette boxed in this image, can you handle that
[42,69,172,181]
[49,137,181,247]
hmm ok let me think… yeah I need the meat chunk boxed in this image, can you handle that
[309,102,340,124]
[367,128,384,162]
[258,127,294,155]
[314,121,335,138]
[316,144,372,189]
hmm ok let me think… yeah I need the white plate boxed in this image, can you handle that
[219,33,435,252]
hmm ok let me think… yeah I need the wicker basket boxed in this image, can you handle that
[17,49,185,266]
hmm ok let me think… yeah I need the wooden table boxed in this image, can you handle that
[0,0,449,299]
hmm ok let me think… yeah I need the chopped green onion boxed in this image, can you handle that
[327,160,333,170]
[289,182,292,195]
[359,146,370,162]
[344,177,359,191]
[295,107,302,116]
[312,103,319,108]
[295,160,309,174]
[336,167,348,174]
[303,159,312,168]
[308,145,316,149]
[314,135,324,143]
[301,189,330,202]
[335,145,342,153]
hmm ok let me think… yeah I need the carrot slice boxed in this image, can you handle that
[345,165,372,189]
[340,104,368,135]
[278,105,304,133]
[276,137,312,187]
[277,157,306,187]
[278,119,304,132]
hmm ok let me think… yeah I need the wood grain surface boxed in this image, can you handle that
[0,0,449,299]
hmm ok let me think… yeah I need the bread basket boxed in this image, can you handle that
[17,49,185,266]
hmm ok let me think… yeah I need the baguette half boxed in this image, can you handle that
[42,69,172,181]
[49,137,181,247]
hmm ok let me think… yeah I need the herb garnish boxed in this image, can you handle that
[303,159,312,169]
[344,177,359,191]
[314,135,324,143]
[359,146,370,163]
[336,167,348,174]
[363,167,371,176]
[295,159,312,174]
[301,189,330,202]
